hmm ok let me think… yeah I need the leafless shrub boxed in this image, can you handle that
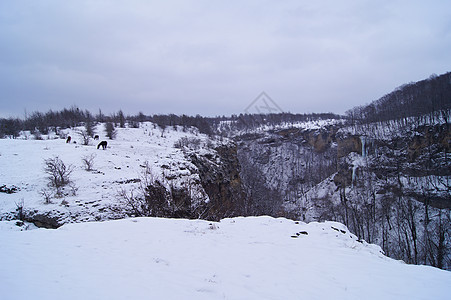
[44,156,74,189]
[77,129,91,145]
[120,162,171,217]
[118,188,145,217]
[33,131,43,140]
[120,161,202,218]
[69,183,78,196]
[15,198,25,220]
[81,153,96,171]
[174,137,202,150]
[40,188,53,204]
[129,121,140,128]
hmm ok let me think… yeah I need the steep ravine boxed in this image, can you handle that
[234,122,450,269]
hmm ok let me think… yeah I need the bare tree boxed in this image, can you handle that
[105,122,117,139]
[85,113,96,137]
[118,110,126,128]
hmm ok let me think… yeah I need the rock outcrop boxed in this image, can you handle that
[337,135,362,158]
[187,143,245,220]
[24,210,65,229]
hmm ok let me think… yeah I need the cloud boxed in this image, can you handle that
[0,0,450,117]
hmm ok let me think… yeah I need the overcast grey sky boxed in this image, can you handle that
[1,0,450,118]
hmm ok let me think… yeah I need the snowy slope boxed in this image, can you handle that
[1,216,450,300]
[0,123,214,223]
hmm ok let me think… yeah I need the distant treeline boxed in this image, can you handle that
[346,71,451,125]
[0,105,342,138]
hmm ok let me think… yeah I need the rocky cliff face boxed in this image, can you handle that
[407,124,450,168]
[309,122,450,269]
[186,143,245,220]
[237,122,450,211]
[337,135,362,158]
[235,125,339,217]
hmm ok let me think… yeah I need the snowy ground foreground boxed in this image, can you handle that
[1,216,450,300]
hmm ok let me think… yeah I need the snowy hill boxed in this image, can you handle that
[0,123,219,225]
[1,216,450,300]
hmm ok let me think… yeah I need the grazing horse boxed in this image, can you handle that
[94,135,99,140]
[97,141,107,150]
[66,136,71,143]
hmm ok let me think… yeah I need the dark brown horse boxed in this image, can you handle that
[97,141,107,150]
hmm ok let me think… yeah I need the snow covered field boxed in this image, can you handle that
[0,123,212,223]
[1,216,450,300]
